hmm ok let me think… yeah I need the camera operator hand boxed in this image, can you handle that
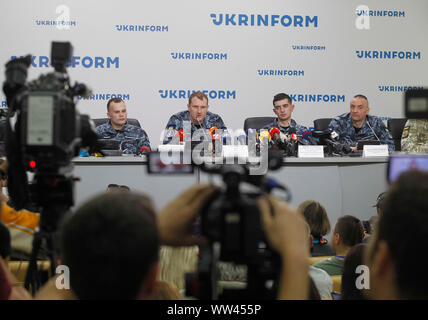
[157,184,216,246]
[258,195,309,300]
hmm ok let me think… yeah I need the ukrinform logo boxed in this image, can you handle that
[11,55,120,69]
[356,9,405,17]
[159,90,236,100]
[292,45,326,51]
[210,13,318,27]
[35,5,76,30]
[356,51,421,60]
[115,25,168,32]
[378,86,424,92]
[289,94,345,103]
[77,93,131,101]
[171,52,227,60]
[258,69,304,77]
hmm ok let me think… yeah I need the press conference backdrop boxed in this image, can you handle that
[1,0,427,145]
[0,1,427,222]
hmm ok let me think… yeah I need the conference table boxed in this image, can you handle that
[72,155,388,233]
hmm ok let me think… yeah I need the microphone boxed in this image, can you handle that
[291,132,298,143]
[366,118,381,142]
[279,132,289,143]
[330,130,340,141]
[269,127,281,141]
[136,145,150,156]
[302,130,318,145]
[259,130,271,144]
[269,127,283,149]
[208,126,218,138]
[174,129,185,142]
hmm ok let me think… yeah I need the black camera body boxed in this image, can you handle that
[4,42,97,174]
[185,151,286,300]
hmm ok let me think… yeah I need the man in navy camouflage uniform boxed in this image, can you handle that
[329,94,394,152]
[262,93,310,144]
[96,98,151,154]
[162,91,227,144]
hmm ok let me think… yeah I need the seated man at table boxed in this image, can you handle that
[162,91,227,144]
[261,93,311,144]
[96,98,151,154]
[329,94,394,152]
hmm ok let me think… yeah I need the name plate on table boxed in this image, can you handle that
[157,144,185,153]
[222,145,249,160]
[363,145,388,157]
[298,145,324,158]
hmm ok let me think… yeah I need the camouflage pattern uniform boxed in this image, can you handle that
[96,120,151,154]
[163,110,227,144]
[261,118,311,145]
[329,113,395,152]
[401,119,428,152]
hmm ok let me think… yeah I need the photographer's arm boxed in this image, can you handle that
[157,184,216,246]
[259,196,309,300]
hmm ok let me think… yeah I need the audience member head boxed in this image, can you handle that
[362,220,372,237]
[341,243,367,300]
[0,222,11,262]
[331,215,364,255]
[298,200,331,240]
[365,170,428,299]
[60,192,159,299]
[373,192,387,216]
[106,183,131,193]
[0,158,7,188]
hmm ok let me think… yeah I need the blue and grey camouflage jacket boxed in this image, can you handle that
[96,120,151,154]
[163,110,227,144]
[329,113,394,152]
[261,118,310,144]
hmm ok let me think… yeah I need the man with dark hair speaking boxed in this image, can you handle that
[329,94,394,152]
[162,91,227,144]
[262,93,310,143]
[96,98,151,154]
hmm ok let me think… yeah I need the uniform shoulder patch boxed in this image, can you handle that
[402,126,409,138]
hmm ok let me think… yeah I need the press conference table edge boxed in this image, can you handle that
[72,156,389,165]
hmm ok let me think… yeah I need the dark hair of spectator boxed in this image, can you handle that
[334,215,364,247]
[341,243,367,300]
[362,220,372,235]
[375,170,428,299]
[60,192,159,299]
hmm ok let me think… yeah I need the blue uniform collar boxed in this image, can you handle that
[273,118,297,128]
[106,119,130,132]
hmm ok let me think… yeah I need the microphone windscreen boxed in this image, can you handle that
[269,127,281,137]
